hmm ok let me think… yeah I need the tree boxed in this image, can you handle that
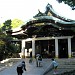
[1,19,24,30]
[11,19,24,28]
[0,29,6,60]
[0,18,24,60]
[0,19,23,60]
[57,0,75,10]
[3,19,12,31]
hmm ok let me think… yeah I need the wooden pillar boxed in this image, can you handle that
[32,39,35,57]
[55,38,58,58]
[21,40,25,58]
[68,38,71,58]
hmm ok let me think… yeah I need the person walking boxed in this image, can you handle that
[36,54,40,67]
[42,58,58,75]
[17,61,26,75]
[29,51,33,63]
[38,55,42,67]
[51,58,58,74]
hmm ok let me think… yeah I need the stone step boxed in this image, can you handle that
[42,59,75,75]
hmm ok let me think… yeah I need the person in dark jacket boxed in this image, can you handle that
[36,54,40,67]
[38,55,42,67]
[17,61,26,75]
[29,51,33,63]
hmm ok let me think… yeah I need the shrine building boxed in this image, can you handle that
[8,3,75,58]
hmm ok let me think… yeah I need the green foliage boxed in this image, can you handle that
[0,18,23,60]
[0,30,6,47]
[0,29,20,60]
[11,19,24,28]
[57,0,75,10]
[1,19,24,29]
[2,19,12,32]
[0,29,6,60]
[0,23,4,28]
[0,40,5,46]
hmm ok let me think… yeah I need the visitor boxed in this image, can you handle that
[29,51,32,63]
[50,58,58,74]
[42,58,58,75]
[17,61,26,75]
[38,55,42,67]
[36,54,40,67]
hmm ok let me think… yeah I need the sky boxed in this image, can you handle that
[0,0,75,24]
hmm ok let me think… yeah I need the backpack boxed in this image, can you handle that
[38,56,42,61]
[17,64,23,73]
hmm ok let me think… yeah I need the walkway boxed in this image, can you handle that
[0,58,48,75]
[0,58,75,75]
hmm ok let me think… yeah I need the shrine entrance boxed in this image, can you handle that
[58,39,68,58]
[35,40,55,58]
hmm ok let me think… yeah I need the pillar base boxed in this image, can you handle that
[55,55,58,58]
[22,55,25,58]
[68,55,71,58]
[32,56,35,58]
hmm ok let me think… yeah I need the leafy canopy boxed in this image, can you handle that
[57,0,75,10]
[0,19,24,29]
[11,19,24,28]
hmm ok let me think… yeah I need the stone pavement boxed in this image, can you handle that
[0,58,75,75]
[0,58,50,75]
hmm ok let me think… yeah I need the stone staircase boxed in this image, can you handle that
[57,58,75,73]
[43,58,75,75]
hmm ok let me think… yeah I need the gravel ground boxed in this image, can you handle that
[0,58,21,72]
